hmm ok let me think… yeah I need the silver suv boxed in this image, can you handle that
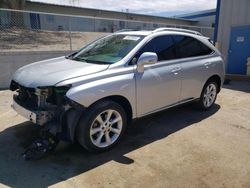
[10,28,225,152]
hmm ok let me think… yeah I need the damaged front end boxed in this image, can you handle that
[10,80,71,126]
[10,80,84,160]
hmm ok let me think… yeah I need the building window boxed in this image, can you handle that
[46,15,55,23]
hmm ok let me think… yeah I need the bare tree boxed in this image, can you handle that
[0,0,25,9]
[0,0,26,27]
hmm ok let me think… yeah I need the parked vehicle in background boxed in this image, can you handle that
[10,28,225,152]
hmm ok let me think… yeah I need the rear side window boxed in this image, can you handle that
[174,35,213,58]
[138,35,176,61]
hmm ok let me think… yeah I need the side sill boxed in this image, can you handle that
[136,98,196,119]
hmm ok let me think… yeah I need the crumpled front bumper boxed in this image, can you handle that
[12,96,54,125]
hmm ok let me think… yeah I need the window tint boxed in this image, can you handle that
[174,35,213,58]
[138,35,176,61]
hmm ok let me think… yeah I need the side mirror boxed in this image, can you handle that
[137,52,158,73]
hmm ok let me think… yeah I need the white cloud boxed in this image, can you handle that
[30,0,217,16]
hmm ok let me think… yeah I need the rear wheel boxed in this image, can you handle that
[196,80,218,110]
[76,100,127,152]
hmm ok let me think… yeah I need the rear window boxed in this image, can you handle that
[174,36,213,59]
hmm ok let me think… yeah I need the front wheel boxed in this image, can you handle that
[196,80,218,110]
[76,100,127,152]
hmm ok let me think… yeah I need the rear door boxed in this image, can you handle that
[173,35,215,101]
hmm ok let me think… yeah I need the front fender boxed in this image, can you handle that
[66,73,136,117]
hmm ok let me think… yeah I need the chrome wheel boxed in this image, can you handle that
[203,83,217,108]
[90,109,123,148]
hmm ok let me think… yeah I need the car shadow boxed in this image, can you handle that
[0,104,220,188]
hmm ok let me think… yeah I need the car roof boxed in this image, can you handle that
[115,29,218,53]
[115,28,204,37]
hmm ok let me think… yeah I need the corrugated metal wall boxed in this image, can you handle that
[217,0,250,67]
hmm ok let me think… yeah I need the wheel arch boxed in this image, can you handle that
[64,95,133,142]
[88,95,133,124]
[206,75,222,93]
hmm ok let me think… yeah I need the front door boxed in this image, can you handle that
[228,25,250,75]
[135,35,181,116]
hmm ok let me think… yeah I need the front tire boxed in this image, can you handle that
[76,100,127,152]
[196,80,218,111]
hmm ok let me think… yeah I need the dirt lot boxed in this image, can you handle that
[0,81,249,188]
[0,29,109,52]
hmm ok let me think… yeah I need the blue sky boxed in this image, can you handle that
[30,0,217,17]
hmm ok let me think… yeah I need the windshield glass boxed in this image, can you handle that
[71,34,144,64]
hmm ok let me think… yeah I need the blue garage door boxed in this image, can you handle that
[227,25,250,75]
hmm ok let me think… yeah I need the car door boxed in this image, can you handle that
[173,35,215,101]
[135,35,182,117]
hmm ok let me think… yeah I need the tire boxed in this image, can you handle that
[76,100,127,152]
[196,79,218,111]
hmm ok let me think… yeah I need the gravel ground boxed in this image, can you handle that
[0,81,249,188]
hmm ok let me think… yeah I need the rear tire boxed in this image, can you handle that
[196,80,218,111]
[76,100,127,152]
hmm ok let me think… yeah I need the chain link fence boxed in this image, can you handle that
[0,8,214,52]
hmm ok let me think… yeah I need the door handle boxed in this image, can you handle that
[204,62,212,66]
[171,67,181,75]
[171,67,181,72]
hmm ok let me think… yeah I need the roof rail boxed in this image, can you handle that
[115,29,138,33]
[152,27,203,36]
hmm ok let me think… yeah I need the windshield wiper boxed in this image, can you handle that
[71,56,111,65]
[65,51,78,59]
[71,56,90,63]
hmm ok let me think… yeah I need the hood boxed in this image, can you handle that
[12,56,109,88]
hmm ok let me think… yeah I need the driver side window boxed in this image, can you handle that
[131,35,176,64]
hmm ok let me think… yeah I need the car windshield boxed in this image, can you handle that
[71,34,144,64]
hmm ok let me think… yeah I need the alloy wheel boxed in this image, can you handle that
[90,109,123,148]
[203,83,217,108]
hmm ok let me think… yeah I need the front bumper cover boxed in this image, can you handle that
[12,97,54,125]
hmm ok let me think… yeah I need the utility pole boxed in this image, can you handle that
[126,9,129,29]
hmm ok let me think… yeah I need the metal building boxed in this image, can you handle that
[23,1,195,28]
[215,0,250,76]
[175,9,216,27]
